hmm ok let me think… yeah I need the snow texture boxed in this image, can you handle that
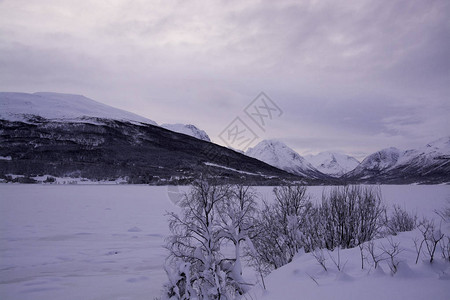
[305,152,360,177]
[161,123,211,142]
[248,228,450,300]
[352,137,450,174]
[246,139,324,178]
[0,185,449,300]
[0,92,157,125]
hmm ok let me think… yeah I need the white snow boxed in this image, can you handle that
[0,92,157,125]
[203,162,261,176]
[246,185,450,300]
[248,230,450,300]
[161,123,211,142]
[364,147,402,170]
[246,140,323,178]
[305,152,360,177]
[353,137,450,174]
[0,185,176,300]
[395,136,450,169]
[0,185,449,300]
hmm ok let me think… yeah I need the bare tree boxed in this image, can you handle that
[217,184,258,294]
[164,178,239,299]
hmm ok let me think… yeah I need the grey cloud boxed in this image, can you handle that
[0,0,448,157]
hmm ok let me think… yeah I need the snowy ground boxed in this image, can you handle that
[0,184,449,299]
[0,185,176,300]
[249,185,450,300]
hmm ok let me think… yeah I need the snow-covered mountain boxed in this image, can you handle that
[0,92,299,184]
[346,137,450,183]
[0,92,214,142]
[348,147,402,175]
[161,124,210,142]
[0,92,157,125]
[246,140,329,179]
[305,152,360,177]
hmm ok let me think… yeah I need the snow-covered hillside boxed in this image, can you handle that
[394,136,450,169]
[161,123,211,142]
[347,137,450,183]
[249,227,450,300]
[0,92,157,125]
[245,185,450,300]
[246,140,327,179]
[350,147,402,174]
[305,152,360,177]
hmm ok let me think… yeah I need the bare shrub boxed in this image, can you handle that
[366,240,386,269]
[248,185,312,272]
[312,249,327,272]
[328,247,347,272]
[416,218,445,263]
[440,236,450,262]
[380,237,403,275]
[320,186,386,250]
[358,244,365,269]
[435,199,450,222]
[385,205,417,235]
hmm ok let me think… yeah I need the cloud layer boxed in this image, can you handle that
[1,0,449,158]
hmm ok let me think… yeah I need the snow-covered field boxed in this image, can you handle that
[0,184,449,299]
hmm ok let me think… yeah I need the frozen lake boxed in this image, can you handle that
[0,184,449,299]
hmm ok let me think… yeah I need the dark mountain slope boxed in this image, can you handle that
[0,119,304,184]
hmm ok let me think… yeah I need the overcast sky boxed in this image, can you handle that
[0,0,449,159]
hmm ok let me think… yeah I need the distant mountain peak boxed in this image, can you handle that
[305,152,360,177]
[246,139,328,179]
[345,138,450,183]
[161,123,211,142]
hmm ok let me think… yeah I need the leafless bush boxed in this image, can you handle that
[312,249,327,272]
[435,199,450,222]
[416,218,445,263]
[358,244,366,269]
[320,186,386,250]
[413,236,424,264]
[248,185,312,272]
[380,237,403,275]
[366,240,386,269]
[385,205,417,235]
[328,247,347,272]
[440,236,450,262]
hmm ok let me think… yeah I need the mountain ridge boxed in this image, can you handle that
[0,92,158,125]
[0,92,303,184]
[0,92,448,184]
[246,139,331,180]
[345,137,450,183]
[304,152,360,177]
[161,123,211,142]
